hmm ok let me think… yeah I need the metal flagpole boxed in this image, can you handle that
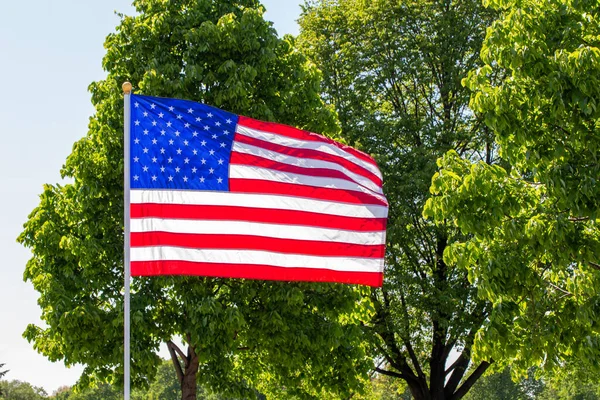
[122,81,132,400]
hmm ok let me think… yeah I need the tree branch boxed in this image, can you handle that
[375,367,405,379]
[167,340,185,384]
[450,360,492,400]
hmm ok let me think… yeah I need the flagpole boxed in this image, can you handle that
[122,81,132,400]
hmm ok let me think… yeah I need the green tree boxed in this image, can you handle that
[462,367,544,400]
[0,380,47,400]
[18,1,371,399]
[299,0,497,398]
[0,365,8,396]
[537,362,600,400]
[424,0,600,377]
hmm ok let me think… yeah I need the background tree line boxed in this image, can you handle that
[17,0,599,399]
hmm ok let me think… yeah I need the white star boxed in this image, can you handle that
[175,167,180,173]
[160,130,166,135]
[183,176,188,182]
[192,149,198,155]
[134,120,140,126]
[204,126,210,131]
[133,157,139,162]
[168,157,173,163]
[184,158,190,164]
[168,106,174,112]
[151,175,157,181]
[184,123,190,128]
[168,175,174,181]
[191,167,197,173]
[211,134,218,139]
[176,115,183,120]
[134,102,139,108]
[192,131,198,137]
[217,177,223,184]
[220,142,226,148]
[152,138,158,144]
[160,166,165,172]
[158,112,164,118]
[209,149,215,155]
[226,118,232,124]
[133,175,139,181]
[223,130,229,135]
[175,131,180,137]
[134,138,140,144]
[143,111,148,117]
[169,139,174,145]
[199,176,205,183]
[143,147,149,153]
[150,103,156,109]
[166,121,172,127]
[200,140,207,146]
[207,112,213,118]
[152,157,157,163]
[183,140,189,146]
[160,148,166,154]
[143,129,149,135]
[176,148,182,155]
[209,168,214,174]
[195,117,202,122]
[143,166,149,172]
[201,158,207,164]
[187,108,193,114]
[215,121,221,127]
[218,159,224,165]
[152,121,157,126]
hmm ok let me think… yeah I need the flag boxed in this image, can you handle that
[128,94,388,287]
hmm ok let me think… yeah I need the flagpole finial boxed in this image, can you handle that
[122,82,133,94]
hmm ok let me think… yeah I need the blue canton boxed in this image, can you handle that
[130,94,238,191]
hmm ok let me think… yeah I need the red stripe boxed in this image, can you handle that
[235,133,383,187]
[131,260,384,287]
[230,151,379,193]
[229,178,389,207]
[238,115,378,168]
[130,203,386,231]
[131,232,385,258]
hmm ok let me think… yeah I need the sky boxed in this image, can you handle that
[0,0,301,394]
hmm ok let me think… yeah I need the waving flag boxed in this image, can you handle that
[128,94,388,287]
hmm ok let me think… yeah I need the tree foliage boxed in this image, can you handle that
[424,0,600,376]
[18,1,372,398]
[0,380,47,400]
[299,0,497,398]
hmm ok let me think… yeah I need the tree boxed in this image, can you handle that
[424,0,600,376]
[0,364,8,396]
[18,1,372,399]
[0,380,47,400]
[299,0,497,398]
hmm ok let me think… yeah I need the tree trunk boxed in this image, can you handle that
[167,338,199,400]
[181,350,199,400]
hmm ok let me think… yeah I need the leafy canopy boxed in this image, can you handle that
[299,0,498,398]
[424,0,600,376]
[18,0,372,397]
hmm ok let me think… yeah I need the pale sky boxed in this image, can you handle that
[0,0,301,394]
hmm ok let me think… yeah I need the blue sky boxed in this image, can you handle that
[0,0,301,394]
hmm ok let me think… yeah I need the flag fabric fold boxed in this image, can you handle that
[128,94,388,287]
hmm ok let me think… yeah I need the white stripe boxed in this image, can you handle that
[232,141,383,194]
[131,246,383,273]
[230,165,388,204]
[130,190,388,219]
[236,124,383,180]
[131,218,386,245]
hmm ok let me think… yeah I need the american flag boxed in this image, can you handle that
[129,94,388,287]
